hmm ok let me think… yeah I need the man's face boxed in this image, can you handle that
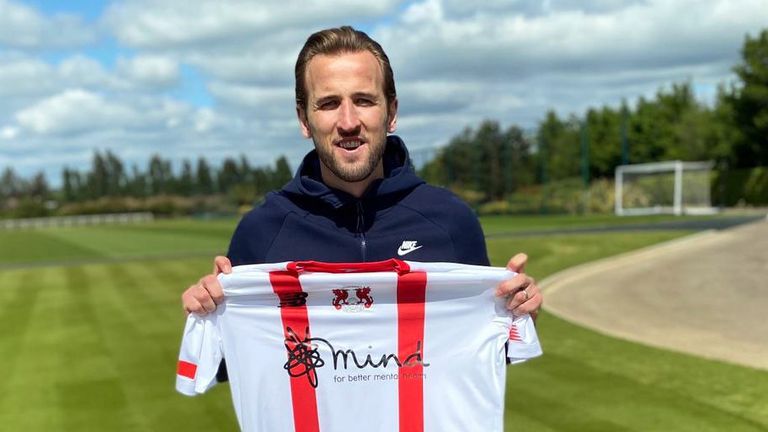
[297,51,397,188]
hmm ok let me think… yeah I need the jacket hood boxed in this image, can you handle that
[282,135,425,209]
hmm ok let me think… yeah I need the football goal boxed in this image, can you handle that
[615,160,718,216]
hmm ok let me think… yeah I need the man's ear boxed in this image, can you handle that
[386,98,398,133]
[297,104,312,138]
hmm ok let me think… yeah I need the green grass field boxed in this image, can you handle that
[0,215,766,431]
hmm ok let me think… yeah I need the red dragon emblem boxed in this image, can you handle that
[331,289,350,310]
[355,287,374,308]
[331,287,374,311]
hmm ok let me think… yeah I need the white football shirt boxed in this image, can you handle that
[176,259,542,432]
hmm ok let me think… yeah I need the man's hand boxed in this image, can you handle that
[181,256,232,315]
[496,253,542,319]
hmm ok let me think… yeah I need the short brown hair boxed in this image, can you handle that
[295,26,396,111]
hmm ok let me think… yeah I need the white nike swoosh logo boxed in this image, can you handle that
[397,245,423,256]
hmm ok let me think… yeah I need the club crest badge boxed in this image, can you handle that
[332,286,374,312]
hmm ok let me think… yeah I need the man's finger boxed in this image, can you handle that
[182,285,207,315]
[505,288,530,311]
[495,273,531,297]
[195,284,218,313]
[213,256,232,275]
[184,298,203,316]
[513,292,542,316]
[200,275,225,305]
[506,253,528,273]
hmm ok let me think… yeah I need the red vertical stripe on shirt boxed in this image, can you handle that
[270,271,320,432]
[396,271,427,432]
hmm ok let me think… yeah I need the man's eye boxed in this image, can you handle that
[318,100,339,110]
[356,98,374,106]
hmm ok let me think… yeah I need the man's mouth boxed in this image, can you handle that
[335,138,365,150]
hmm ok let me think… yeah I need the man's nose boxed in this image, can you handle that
[337,100,361,132]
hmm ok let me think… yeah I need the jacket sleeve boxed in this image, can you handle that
[227,216,253,266]
[443,193,490,266]
[175,313,223,396]
[227,197,288,266]
[452,206,490,266]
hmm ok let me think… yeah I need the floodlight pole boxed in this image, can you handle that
[581,121,590,188]
[581,120,591,214]
[538,135,548,214]
[621,109,629,165]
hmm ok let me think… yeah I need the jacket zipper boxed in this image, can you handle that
[356,201,367,261]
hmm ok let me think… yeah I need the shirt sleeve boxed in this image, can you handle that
[506,314,543,364]
[175,313,223,396]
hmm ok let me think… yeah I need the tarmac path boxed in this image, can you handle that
[541,216,768,370]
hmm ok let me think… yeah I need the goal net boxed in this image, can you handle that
[615,161,717,216]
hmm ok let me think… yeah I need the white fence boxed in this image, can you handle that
[0,212,155,230]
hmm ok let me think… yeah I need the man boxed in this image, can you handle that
[182,25,541,325]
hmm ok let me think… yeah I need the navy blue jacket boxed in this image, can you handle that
[227,135,489,266]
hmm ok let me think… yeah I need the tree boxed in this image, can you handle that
[104,151,126,196]
[148,155,172,195]
[710,85,744,167]
[217,157,240,193]
[62,168,77,201]
[628,96,667,164]
[582,107,621,178]
[502,125,535,193]
[126,164,147,197]
[87,151,109,198]
[179,159,194,196]
[196,158,215,195]
[726,29,768,167]
[29,172,49,199]
[419,120,534,202]
[272,156,293,190]
[537,111,580,181]
[238,155,252,186]
[0,167,23,199]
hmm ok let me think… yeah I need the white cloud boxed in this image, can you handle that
[1,126,19,139]
[14,89,142,136]
[0,56,56,97]
[384,0,768,82]
[402,0,444,24]
[208,81,293,114]
[396,80,483,116]
[57,55,116,89]
[117,55,180,88]
[104,0,400,49]
[187,49,295,85]
[0,0,95,49]
[194,108,213,132]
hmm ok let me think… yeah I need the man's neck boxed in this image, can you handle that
[319,161,384,198]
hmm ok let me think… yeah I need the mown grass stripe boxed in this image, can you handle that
[511,350,765,431]
[502,312,768,431]
[55,265,138,431]
[123,257,211,325]
[119,258,241,430]
[82,261,238,430]
[0,250,222,271]
[0,268,46,428]
[46,225,228,259]
[0,229,106,264]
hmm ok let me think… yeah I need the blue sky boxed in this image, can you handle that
[1,0,767,185]
[28,0,107,20]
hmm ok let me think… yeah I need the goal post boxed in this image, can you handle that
[615,160,718,216]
